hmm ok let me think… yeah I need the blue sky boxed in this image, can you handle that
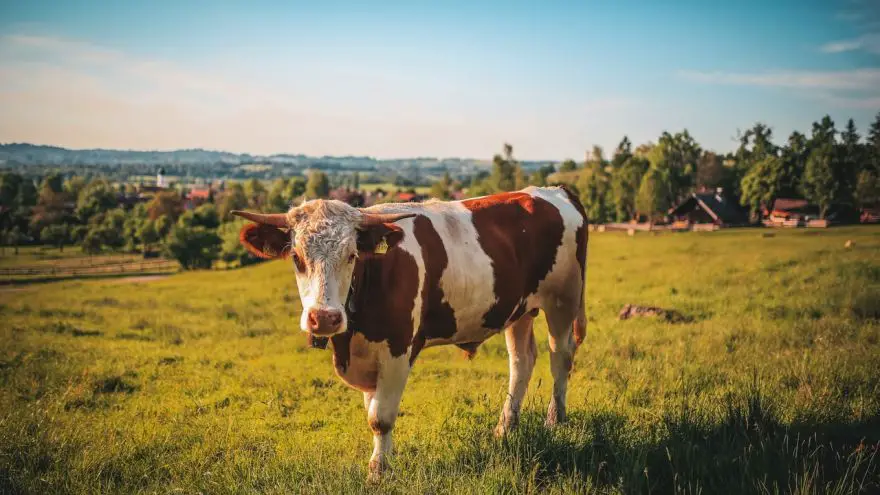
[0,0,878,159]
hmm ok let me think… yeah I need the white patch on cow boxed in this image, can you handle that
[523,186,585,308]
[393,217,424,333]
[364,201,498,345]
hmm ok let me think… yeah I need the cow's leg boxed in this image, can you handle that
[363,391,375,411]
[544,302,578,426]
[494,313,536,437]
[366,353,410,482]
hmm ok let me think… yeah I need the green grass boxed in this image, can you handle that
[1,226,878,494]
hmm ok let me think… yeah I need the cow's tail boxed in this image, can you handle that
[572,227,588,348]
[573,285,587,348]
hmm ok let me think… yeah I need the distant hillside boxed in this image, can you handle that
[0,143,252,166]
[0,143,552,171]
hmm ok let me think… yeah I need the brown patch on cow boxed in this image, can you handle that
[356,222,406,253]
[369,417,393,435]
[412,216,457,340]
[463,192,564,329]
[239,223,291,259]
[346,234,420,358]
[409,333,426,366]
[330,332,352,372]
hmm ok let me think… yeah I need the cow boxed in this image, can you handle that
[232,185,588,482]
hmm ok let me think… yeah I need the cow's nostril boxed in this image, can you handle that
[307,311,320,329]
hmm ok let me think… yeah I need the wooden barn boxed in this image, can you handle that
[668,189,748,229]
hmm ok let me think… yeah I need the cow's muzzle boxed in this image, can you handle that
[306,307,345,336]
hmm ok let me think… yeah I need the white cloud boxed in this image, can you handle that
[677,68,880,91]
[819,33,880,54]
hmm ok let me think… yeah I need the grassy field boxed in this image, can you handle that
[1,226,878,494]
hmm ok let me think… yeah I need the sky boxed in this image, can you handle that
[0,0,878,160]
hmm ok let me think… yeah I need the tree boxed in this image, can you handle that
[803,142,838,218]
[8,226,26,255]
[81,229,104,255]
[867,112,880,175]
[41,224,69,251]
[218,182,249,220]
[578,161,611,223]
[636,167,671,222]
[76,179,117,222]
[220,220,260,267]
[838,118,862,200]
[138,220,161,254]
[94,208,126,249]
[529,164,556,186]
[147,190,184,221]
[558,160,578,173]
[267,178,290,212]
[0,173,23,207]
[17,178,37,207]
[353,172,361,190]
[696,151,724,191]
[244,178,267,209]
[488,143,519,192]
[64,176,87,199]
[430,171,453,200]
[610,156,649,221]
[163,225,221,270]
[305,171,330,199]
[30,174,71,236]
[611,136,633,170]
[286,178,307,202]
[741,156,785,219]
[779,131,808,197]
[855,170,880,208]
[178,203,220,229]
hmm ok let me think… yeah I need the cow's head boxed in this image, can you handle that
[232,200,414,337]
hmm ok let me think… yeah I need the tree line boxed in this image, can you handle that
[0,171,334,268]
[2,112,879,269]
[464,112,880,223]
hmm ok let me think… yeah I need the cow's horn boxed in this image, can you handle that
[231,210,289,227]
[359,212,417,227]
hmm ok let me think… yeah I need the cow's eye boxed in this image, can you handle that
[292,252,306,272]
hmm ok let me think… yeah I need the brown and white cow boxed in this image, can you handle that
[232,185,588,481]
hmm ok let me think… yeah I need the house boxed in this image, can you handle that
[766,198,860,226]
[861,206,880,224]
[668,189,748,229]
[766,198,819,226]
[185,187,213,209]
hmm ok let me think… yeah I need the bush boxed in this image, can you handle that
[162,225,221,270]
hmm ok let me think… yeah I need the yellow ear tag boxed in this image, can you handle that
[374,237,389,255]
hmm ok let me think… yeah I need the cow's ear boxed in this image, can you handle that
[239,223,292,259]
[356,223,405,254]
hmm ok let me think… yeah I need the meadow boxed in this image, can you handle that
[1,226,878,494]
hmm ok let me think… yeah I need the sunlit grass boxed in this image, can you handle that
[1,226,878,493]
